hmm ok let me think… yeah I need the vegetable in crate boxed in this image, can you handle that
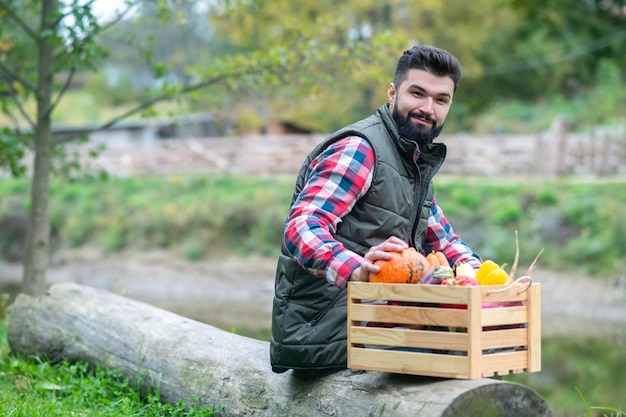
[454,262,476,278]
[421,264,454,285]
[479,264,511,285]
[441,276,478,287]
[370,247,431,284]
[426,250,448,267]
[475,259,500,282]
[440,275,478,311]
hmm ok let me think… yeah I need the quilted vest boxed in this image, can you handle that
[270,105,446,372]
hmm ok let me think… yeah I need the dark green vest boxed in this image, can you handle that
[270,105,446,372]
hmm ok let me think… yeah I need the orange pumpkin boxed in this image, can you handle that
[370,248,432,284]
[426,250,448,267]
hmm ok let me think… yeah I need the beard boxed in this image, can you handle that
[392,105,444,149]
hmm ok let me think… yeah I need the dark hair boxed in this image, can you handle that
[393,45,462,92]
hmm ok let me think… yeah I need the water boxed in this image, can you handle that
[505,336,625,417]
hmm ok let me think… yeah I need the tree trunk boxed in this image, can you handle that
[7,283,553,417]
[22,0,58,296]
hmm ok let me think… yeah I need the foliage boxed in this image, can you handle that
[0,319,222,416]
[82,0,626,133]
[466,68,626,134]
[43,51,626,135]
[0,0,402,296]
[505,337,626,417]
[576,387,625,417]
[1,174,625,277]
[434,177,626,276]
[0,127,27,176]
[0,174,294,260]
[4,0,625,152]
[471,0,626,103]
[204,0,518,132]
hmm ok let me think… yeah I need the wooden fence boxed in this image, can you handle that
[42,120,626,178]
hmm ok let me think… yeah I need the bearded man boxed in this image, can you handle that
[270,45,482,373]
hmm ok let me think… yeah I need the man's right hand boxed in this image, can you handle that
[349,236,408,282]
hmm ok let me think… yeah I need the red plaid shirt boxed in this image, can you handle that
[283,136,481,288]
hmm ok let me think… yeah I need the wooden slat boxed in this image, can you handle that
[481,306,527,327]
[349,327,529,351]
[349,326,469,351]
[349,303,468,327]
[481,328,528,350]
[348,347,470,379]
[467,287,483,379]
[349,282,470,304]
[481,350,529,376]
[349,347,531,379]
[527,283,542,372]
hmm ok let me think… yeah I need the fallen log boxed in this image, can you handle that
[8,282,553,417]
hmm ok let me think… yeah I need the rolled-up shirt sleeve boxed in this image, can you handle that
[424,198,482,268]
[283,137,375,288]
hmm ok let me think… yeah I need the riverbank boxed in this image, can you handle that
[1,248,625,340]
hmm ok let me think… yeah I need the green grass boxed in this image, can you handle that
[0,318,222,416]
[2,174,625,275]
[576,387,625,417]
[504,337,626,417]
[2,173,625,276]
[1,174,295,260]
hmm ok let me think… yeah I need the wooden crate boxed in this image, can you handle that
[347,281,541,379]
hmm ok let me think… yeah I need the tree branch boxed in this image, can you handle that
[44,0,142,144]
[57,0,140,35]
[52,73,232,145]
[46,65,76,119]
[0,73,36,131]
[0,59,38,93]
[11,97,35,132]
[56,0,97,24]
[98,0,141,33]
[0,0,38,40]
[2,103,25,135]
[50,43,348,145]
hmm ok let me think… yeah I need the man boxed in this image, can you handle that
[270,45,482,373]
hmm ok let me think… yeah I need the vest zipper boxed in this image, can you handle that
[411,164,434,248]
[305,291,343,327]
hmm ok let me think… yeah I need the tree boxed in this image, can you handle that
[0,0,397,295]
[205,0,519,131]
[468,0,626,104]
[88,0,626,133]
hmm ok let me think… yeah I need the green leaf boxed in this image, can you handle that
[35,381,67,391]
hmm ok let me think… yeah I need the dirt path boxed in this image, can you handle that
[2,249,625,340]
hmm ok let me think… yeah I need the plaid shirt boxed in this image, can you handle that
[283,136,481,288]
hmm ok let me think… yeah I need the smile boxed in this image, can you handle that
[411,116,435,128]
[409,112,436,127]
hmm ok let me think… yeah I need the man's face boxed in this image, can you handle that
[388,69,455,148]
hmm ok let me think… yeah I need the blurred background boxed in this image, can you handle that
[1,1,625,416]
[3,0,626,135]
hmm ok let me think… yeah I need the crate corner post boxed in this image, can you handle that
[528,283,542,373]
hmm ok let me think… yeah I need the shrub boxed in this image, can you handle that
[0,175,623,275]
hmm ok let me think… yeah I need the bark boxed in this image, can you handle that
[22,0,57,296]
[7,283,553,417]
